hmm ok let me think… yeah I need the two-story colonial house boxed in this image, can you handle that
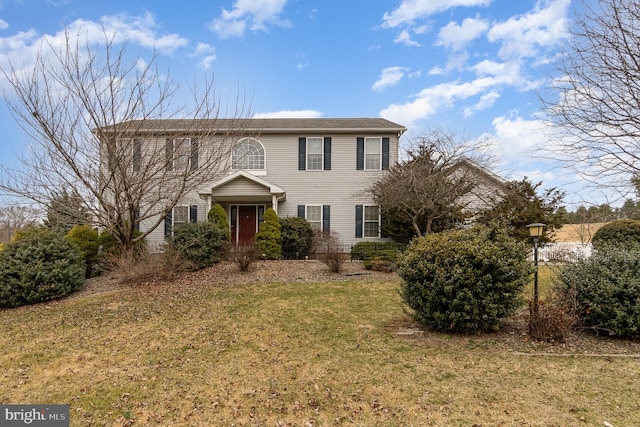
[115,118,406,252]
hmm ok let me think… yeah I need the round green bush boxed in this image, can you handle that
[0,227,85,308]
[591,220,640,250]
[280,216,314,259]
[169,221,229,269]
[397,226,532,332]
[66,225,101,277]
[556,247,640,337]
[255,208,282,260]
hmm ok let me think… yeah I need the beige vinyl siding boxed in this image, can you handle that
[139,132,399,251]
[259,133,397,246]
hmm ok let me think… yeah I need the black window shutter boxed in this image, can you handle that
[355,205,363,238]
[324,137,331,170]
[190,205,198,223]
[132,139,142,172]
[298,137,306,170]
[382,137,390,170]
[322,205,330,232]
[356,137,364,170]
[190,138,199,171]
[164,210,172,237]
[298,205,305,218]
[165,139,173,172]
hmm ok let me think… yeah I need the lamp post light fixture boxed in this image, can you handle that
[526,223,546,319]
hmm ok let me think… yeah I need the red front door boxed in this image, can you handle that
[237,205,257,245]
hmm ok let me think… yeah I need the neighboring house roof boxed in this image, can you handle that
[97,118,407,136]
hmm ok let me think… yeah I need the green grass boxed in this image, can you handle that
[1,273,639,426]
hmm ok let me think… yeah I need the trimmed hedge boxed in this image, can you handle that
[398,226,532,332]
[0,228,85,308]
[351,242,405,271]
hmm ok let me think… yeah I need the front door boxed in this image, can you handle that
[231,205,266,245]
[237,205,257,245]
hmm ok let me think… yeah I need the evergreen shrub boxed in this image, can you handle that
[397,226,532,332]
[66,225,101,277]
[0,227,85,308]
[280,216,314,259]
[208,203,230,241]
[351,242,405,271]
[255,208,282,260]
[556,246,640,337]
[591,219,640,250]
[169,221,229,270]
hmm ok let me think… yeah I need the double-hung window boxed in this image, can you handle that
[365,137,382,170]
[298,137,331,170]
[306,205,322,231]
[356,137,390,170]
[164,205,198,237]
[363,206,380,237]
[306,137,323,170]
[355,204,381,238]
[298,204,330,232]
[167,138,198,171]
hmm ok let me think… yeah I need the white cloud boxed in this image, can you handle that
[254,110,323,118]
[209,0,290,39]
[490,115,548,162]
[380,69,519,127]
[372,66,409,92]
[487,0,570,59]
[0,13,189,91]
[193,43,217,70]
[382,0,492,28]
[0,19,9,30]
[393,29,421,47]
[436,17,488,51]
[463,91,500,117]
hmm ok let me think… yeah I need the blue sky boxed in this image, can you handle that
[0,0,607,208]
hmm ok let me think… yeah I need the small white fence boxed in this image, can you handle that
[536,242,593,262]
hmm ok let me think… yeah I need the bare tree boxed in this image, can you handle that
[0,205,39,243]
[367,129,495,238]
[542,0,640,194]
[0,30,250,253]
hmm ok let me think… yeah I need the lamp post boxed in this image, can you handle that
[526,223,545,319]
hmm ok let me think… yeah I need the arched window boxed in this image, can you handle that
[232,138,265,170]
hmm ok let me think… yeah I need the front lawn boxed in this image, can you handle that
[0,262,638,426]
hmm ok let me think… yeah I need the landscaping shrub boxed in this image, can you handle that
[255,207,282,260]
[230,244,257,272]
[397,226,532,333]
[555,247,640,337]
[208,203,230,241]
[351,241,405,272]
[591,219,640,250]
[66,224,101,277]
[168,221,229,270]
[314,231,346,273]
[0,227,85,308]
[280,216,314,259]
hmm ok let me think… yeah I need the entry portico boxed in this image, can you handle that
[199,170,286,245]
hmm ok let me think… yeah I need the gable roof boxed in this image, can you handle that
[98,118,407,136]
